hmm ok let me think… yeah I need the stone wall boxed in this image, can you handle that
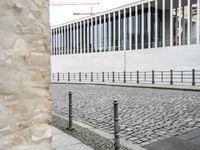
[0,0,51,149]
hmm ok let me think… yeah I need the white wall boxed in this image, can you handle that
[51,44,200,72]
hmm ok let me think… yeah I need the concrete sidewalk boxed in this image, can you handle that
[52,81,200,92]
[53,127,94,150]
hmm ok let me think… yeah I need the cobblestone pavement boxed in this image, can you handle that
[52,84,200,146]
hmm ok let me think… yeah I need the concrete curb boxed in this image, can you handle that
[53,112,147,150]
[51,81,200,92]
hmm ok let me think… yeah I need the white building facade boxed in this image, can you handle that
[51,0,200,72]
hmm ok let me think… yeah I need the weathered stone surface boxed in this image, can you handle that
[0,0,51,149]
[29,40,46,52]
[4,58,12,66]
[23,87,49,98]
[0,125,11,133]
[13,39,28,53]
[0,94,15,101]
[8,141,51,150]
[17,113,51,129]
[4,100,23,115]
[0,116,10,133]
[35,99,51,112]
[4,134,27,147]
[31,124,51,142]
[27,53,50,68]
[0,51,6,62]
[15,24,43,34]
[33,0,45,7]
[30,71,44,81]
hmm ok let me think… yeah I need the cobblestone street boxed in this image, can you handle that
[52,84,200,146]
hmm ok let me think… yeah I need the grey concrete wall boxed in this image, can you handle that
[0,0,51,149]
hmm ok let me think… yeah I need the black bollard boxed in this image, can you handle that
[113,100,120,150]
[68,92,73,129]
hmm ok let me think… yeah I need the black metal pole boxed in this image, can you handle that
[114,100,120,150]
[192,69,195,86]
[130,72,132,81]
[113,71,115,83]
[79,72,81,82]
[68,92,73,129]
[161,71,163,82]
[68,72,70,82]
[123,71,126,83]
[57,72,60,82]
[102,72,104,82]
[170,70,173,85]
[181,71,183,83]
[91,72,93,82]
[137,71,139,84]
[152,70,155,84]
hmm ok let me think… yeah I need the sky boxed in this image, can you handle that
[50,0,138,27]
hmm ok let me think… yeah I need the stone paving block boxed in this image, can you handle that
[129,137,138,141]
[134,140,143,144]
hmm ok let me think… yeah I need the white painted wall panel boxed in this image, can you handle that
[51,45,200,72]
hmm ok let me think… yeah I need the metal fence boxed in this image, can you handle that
[52,69,200,86]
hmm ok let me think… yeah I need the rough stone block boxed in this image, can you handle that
[31,124,51,143]
[4,101,23,115]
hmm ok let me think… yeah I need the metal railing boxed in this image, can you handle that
[52,69,200,86]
